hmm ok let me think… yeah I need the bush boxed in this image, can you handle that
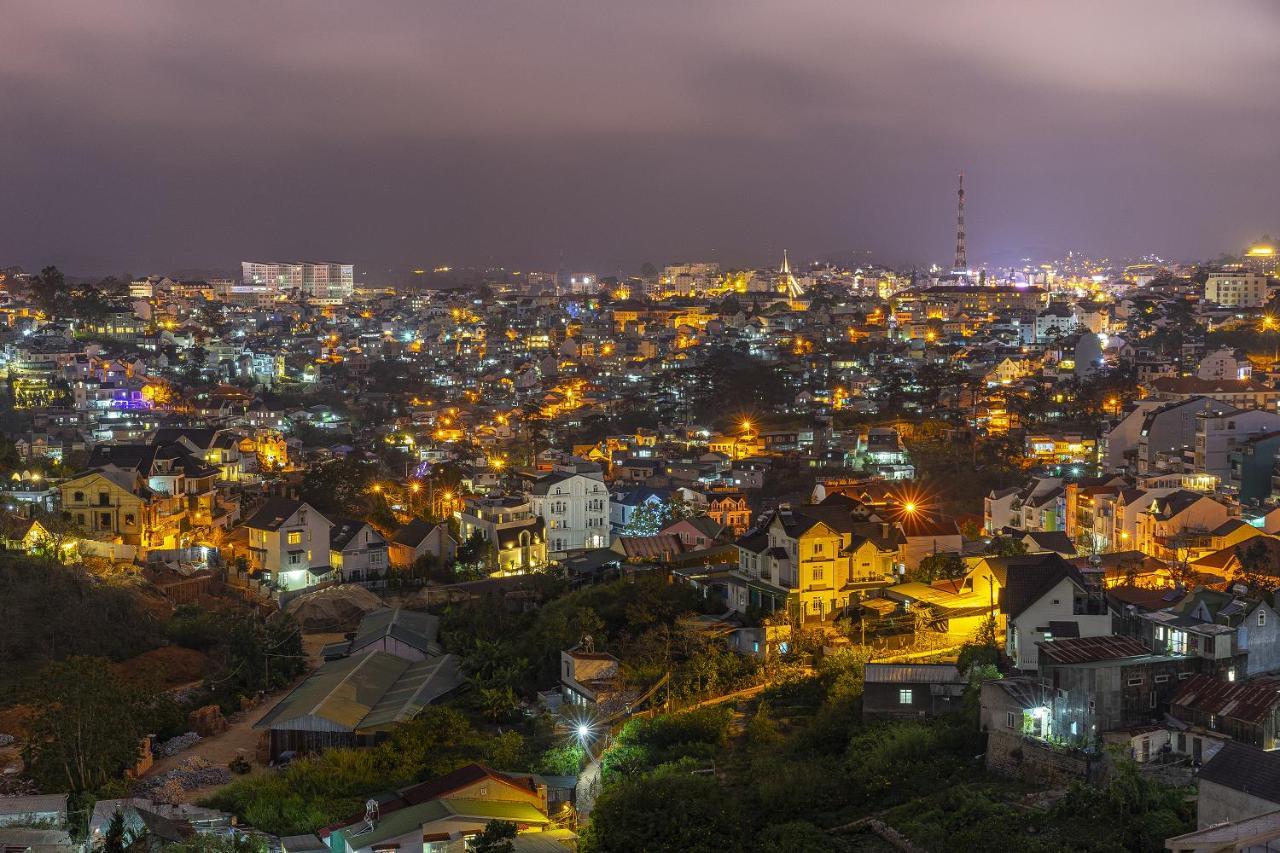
[756,820,838,853]
[207,707,490,835]
[844,719,983,807]
[582,765,746,853]
[602,707,732,778]
[0,553,163,693]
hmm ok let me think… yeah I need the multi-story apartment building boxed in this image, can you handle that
[239,261,354,305]
[1193,408,1280,487]
[525,467,610,554]
[1204,271,1268,308]
[1135,397,1231,476]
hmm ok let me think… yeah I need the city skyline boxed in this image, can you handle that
[3,1,1279,274]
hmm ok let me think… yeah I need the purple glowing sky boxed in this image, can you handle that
[3,1,1278,275]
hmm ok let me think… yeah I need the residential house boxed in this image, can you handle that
[328,517,389,581]
[1193,742,1280,829]
[998,552,1113,672]
[86,439,231,532]
[1136,490,1233,563]
[457,496,548,573]
[525,467,610,554]
[743,495,904,621]
[706,492,751,535]
[1036,635,1199,738]
[1171,675,1280,751]
[608,487,667,534]
[560,645,624,710]
[322,767,559,853]
[661,515,730,550]
[243,498,332,589]
[389,519,457,570]
[60,466,185,553]
[862,664,966,721]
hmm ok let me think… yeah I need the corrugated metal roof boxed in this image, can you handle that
[351,607,441,655]
[256,651,462,732]
[864,663,963,684]
[1036,634,1149,664]
[359,655,464,732]
[1172,675,1280,725]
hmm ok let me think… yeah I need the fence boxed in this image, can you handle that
[146,546,223,567]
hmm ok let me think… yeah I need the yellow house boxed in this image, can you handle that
[60,467,185,552]
[753,506,903,620]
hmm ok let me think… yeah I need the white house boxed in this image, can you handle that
[527,467,610,554]
[244,498,332,589]
[1000,554,1113,672]
[328,517,389,581]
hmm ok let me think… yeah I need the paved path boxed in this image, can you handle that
[575,758,602,818]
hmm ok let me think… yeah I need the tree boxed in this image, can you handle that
[909,552,966,584]
[621,502,665,536]
[472,820,517,853]
[23,658,148,792]
[583,765,747,853]
[1235,539,1278,594]
[745,700,781,746]
[756,821,838,853]
[33,266,70,316]
[298,456,377,517]
[98,810,137,853]
[985,535,1027,557]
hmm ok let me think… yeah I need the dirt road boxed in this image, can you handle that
[138,632,346,803]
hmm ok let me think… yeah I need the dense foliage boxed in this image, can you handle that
[206,707,505,835]
[584,644,1193,853]
[22,657,174,792]
[0,553,164,694]
[166,606,306,711]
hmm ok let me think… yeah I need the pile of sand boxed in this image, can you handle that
[285,584,385,632]
[112,647,211,689]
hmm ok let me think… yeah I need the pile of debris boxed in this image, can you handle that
[134,757,231,804]
[286,584,385,632]
[155,731,202,757]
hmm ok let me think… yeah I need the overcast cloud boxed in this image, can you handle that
[2,0,1278,276]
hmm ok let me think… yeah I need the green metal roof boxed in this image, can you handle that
[359,655,464,732]
[336,798,548,849]
[350,607,441,656]
[255,651,462,733]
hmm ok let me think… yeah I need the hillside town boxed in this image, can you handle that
[9,1,1280,849]
[4,242,1280,851]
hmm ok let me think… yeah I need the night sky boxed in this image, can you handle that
[3,1,1279,276]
